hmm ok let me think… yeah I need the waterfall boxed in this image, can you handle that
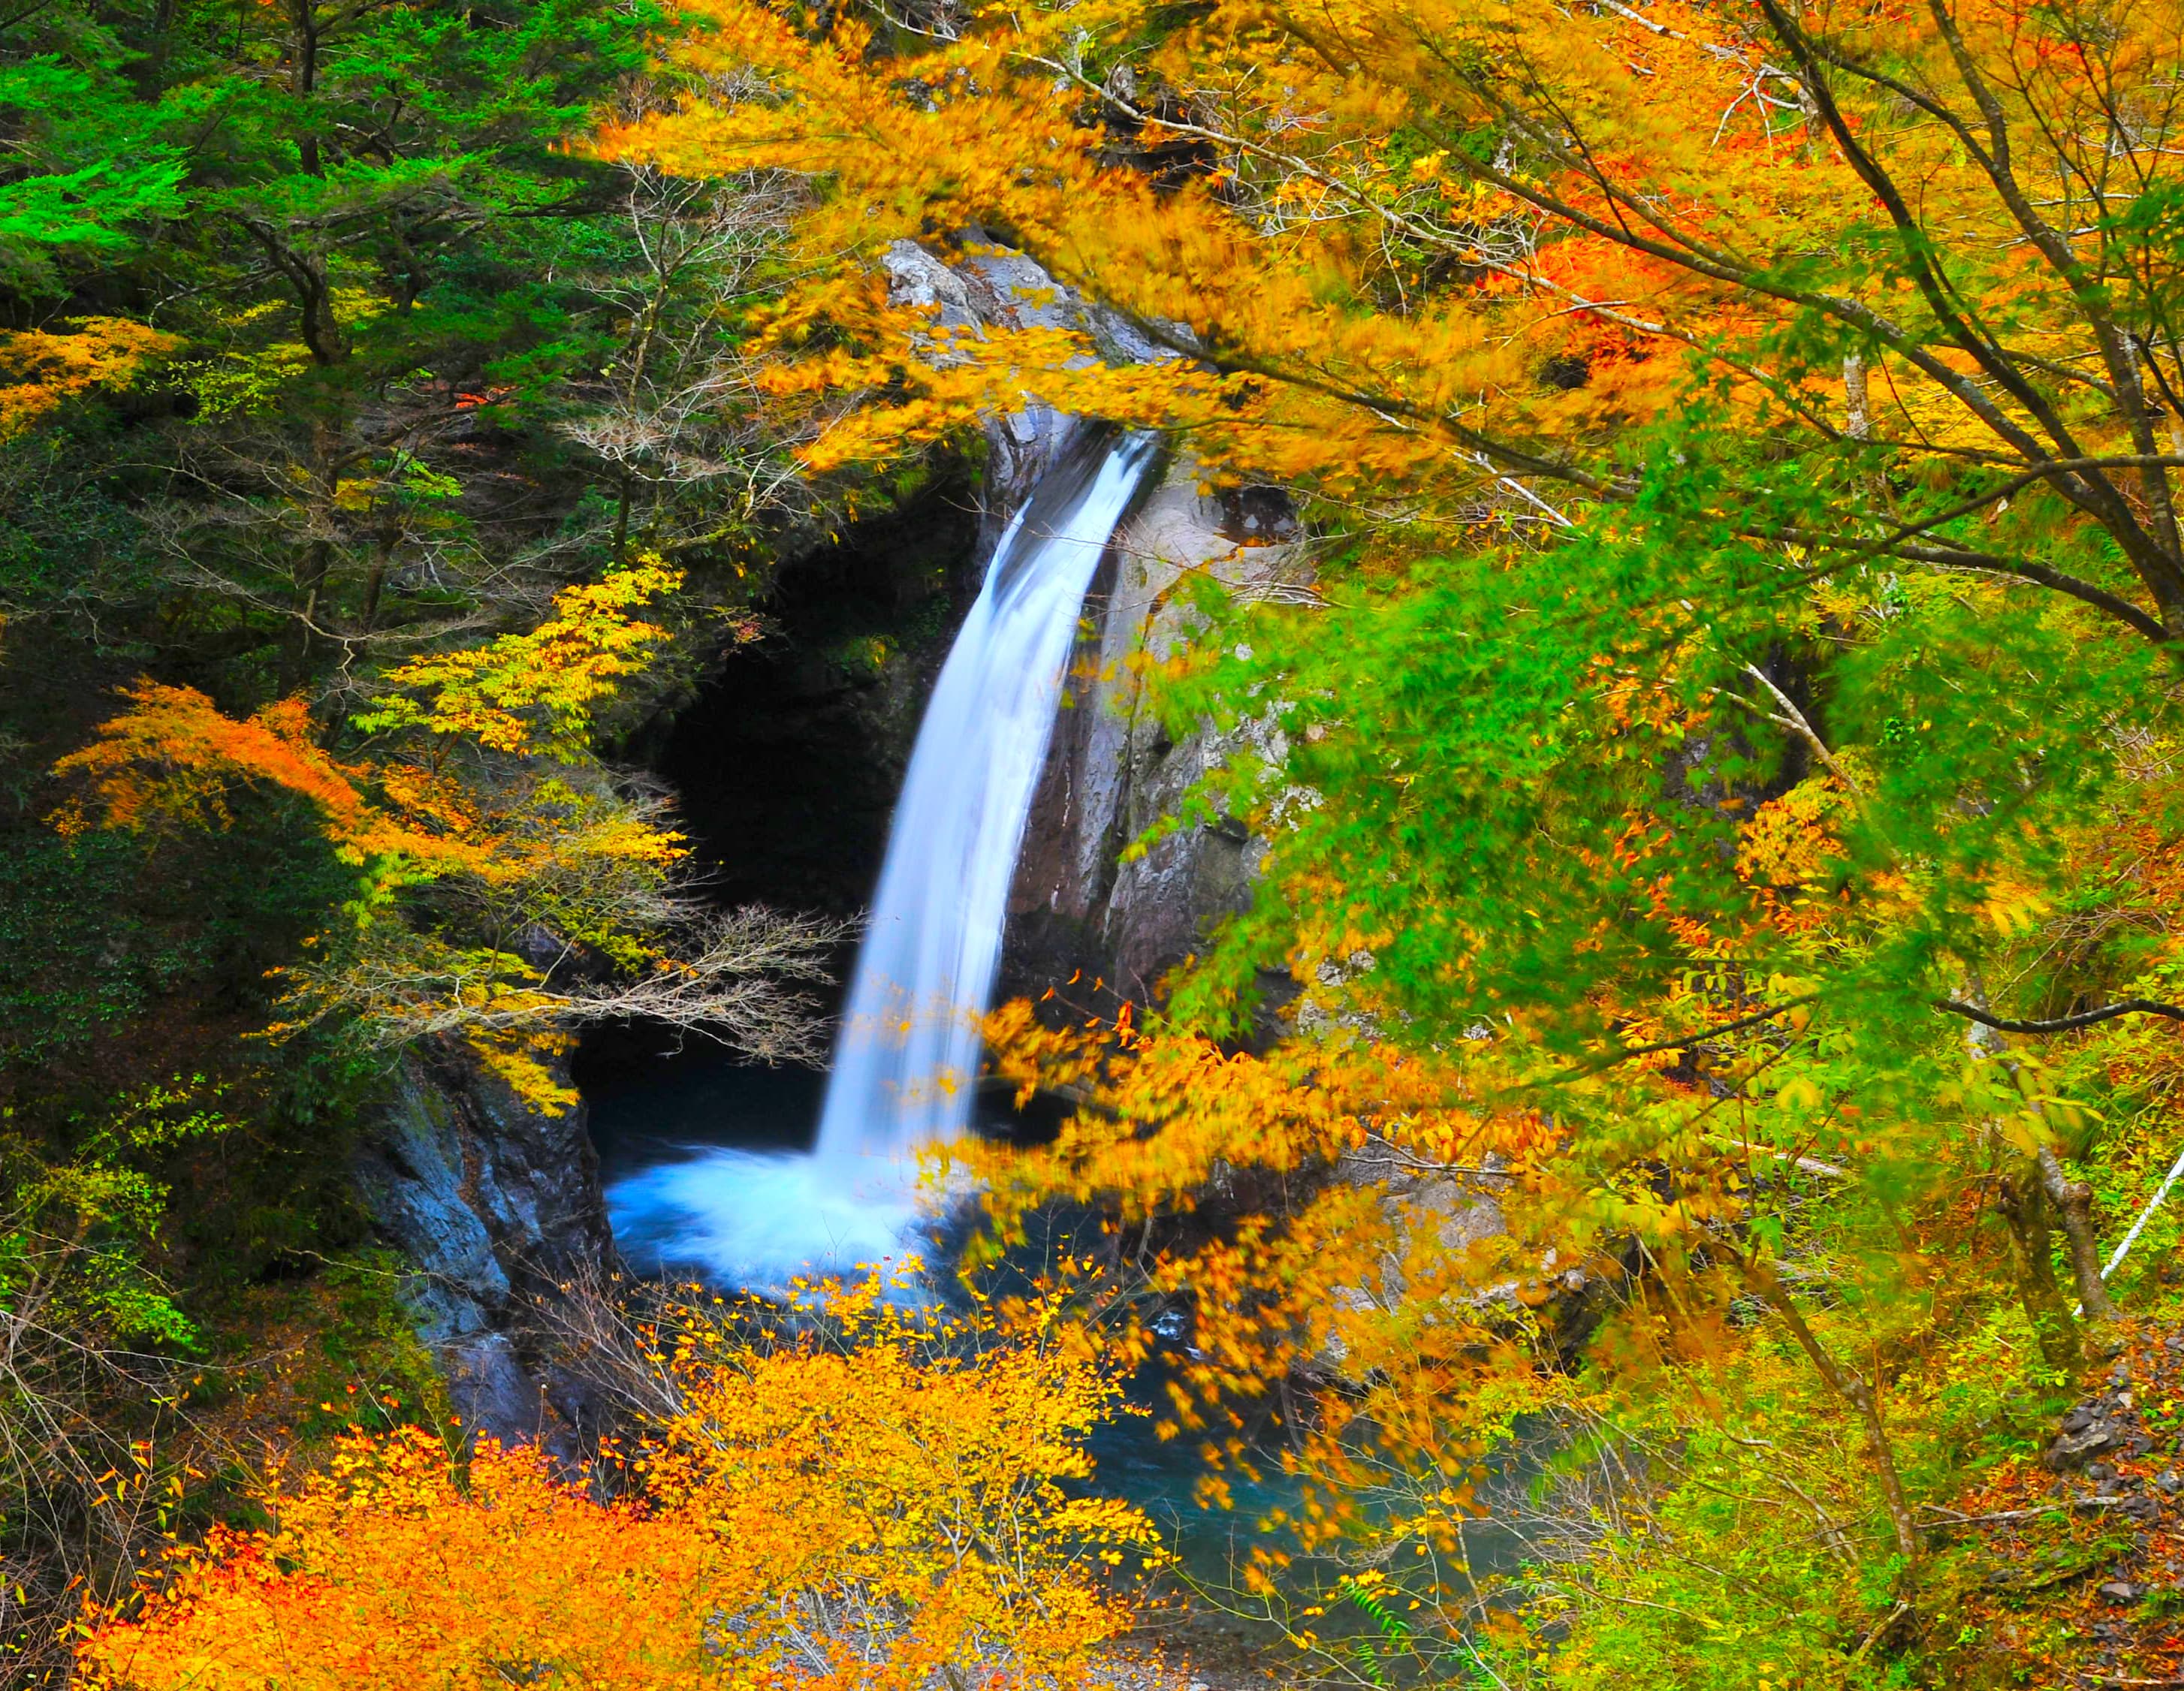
[816,430,1159,1161]
[605,429,1158,1289]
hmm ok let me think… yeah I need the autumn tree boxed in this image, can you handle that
[1,0,882,1677]
[77,1277,1160,1691]
[79,1427,753,1691]
[608,0,2184,628]
[51,558,846,1109]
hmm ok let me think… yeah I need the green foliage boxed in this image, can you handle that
[0,0,825,689]
[1447,1307,2068,1691]
[0,809,355,1073]
[0,1075,242,1352]
[0,153,186,251]
[1163,398,2170,1055]
[184,1250,454,1446]
[0,60,184,288]
[0,423,164,619]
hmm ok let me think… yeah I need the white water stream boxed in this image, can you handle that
[605,431,1157,1289]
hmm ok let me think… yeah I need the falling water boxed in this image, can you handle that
[605,430,1159,1289]
[816,430,1160,1160]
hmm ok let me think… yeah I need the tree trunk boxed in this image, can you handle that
[2038,1145,2122,1324]
[288,0,323,177]
[282,420,341,689]
[1962,968,2119,1328]
[360,520,394,634]
[1844,353,1872,441]
[1995,1168,2080,1370]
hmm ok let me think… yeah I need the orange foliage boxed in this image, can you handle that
[79,1430,735,1691]
[56,558,686,868]
[587,0,1699,498]
[79,1279,1159,1691]
[50,562,695,1108]
[51,683,474,872]
[0,317,177,439]
[963,1003,1570,1555]
[601,0,2184,622]
[961,978,1955,1623]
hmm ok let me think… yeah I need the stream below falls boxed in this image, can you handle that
[578,1035,1326,1600]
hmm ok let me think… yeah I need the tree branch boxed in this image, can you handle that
[1934,996,2184,1034]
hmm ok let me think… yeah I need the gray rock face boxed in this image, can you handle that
[882,235,1181,562]
[1003,464,1308,1006]
[883,239,1094,551]
[354,1043,614,1453]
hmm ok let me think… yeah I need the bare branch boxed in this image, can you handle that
[1934,996,2184,1034]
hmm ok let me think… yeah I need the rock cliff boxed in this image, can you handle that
[354,1041,614,1454]
[1002,467,1309,1011]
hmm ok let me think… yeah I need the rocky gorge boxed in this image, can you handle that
[354,239,1317,1440]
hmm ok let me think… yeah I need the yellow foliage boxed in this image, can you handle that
[51,564,695,1109]
[963,1003,1561,1554]
[356,557,685,760]
[599,0,2184,616]
[639,1277,1160,1689]
[0,317,178,439]
[1735,776,1849,897]
[79,1278,1157,1691]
